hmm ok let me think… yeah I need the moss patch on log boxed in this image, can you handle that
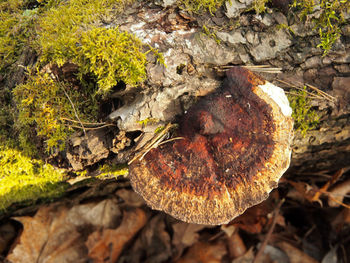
[0,145,68,211]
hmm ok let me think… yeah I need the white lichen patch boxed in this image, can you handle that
[259,82,292,116]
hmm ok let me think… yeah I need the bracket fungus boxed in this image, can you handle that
[129,67,293,225]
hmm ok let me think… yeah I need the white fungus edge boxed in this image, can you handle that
[258,82,292,117]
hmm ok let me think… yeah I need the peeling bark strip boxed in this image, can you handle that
[129,67,293,225]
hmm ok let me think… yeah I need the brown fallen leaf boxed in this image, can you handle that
[7,205,87,263]
[172,222,207,259]
[331,208,350,232]
[126,214,172,263]
[222,225,247,259]
[231,201,273,234]
[232,247,255,263]
[311,169,344,204]
[67,199,122,229]
[175,241,227,263]
[327,179,350,208]
[86,208,147,263]
[227,230,247,259]
[277,241,318,263]
[115,189,145,207]
[287,180,319,204]
[232,247,273,263]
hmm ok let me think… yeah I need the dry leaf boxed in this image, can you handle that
[7,205,87,263]
[175,241,227,263]
[221,224,236,237]
[262,245,290,263]
[321,246,338,263]
[231,202,272,234]
[67,199,122,229]
[328,179,350,207]
[232,246,275,263]
[287,181,319,204]
[232,247,255,263]
[86,208,147,263]
[331,208,350,232]
[311,169,344,204]
[277,241,318,263]
[226,230,247,259]
[126,215,171,263]
[115,189,145,207]
[172,223,207,247]
[172,222,207,258]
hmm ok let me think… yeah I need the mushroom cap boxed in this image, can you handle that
[129,67,293,225]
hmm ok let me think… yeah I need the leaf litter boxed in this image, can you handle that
[2,168,350,263]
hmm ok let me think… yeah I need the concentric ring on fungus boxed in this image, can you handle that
[129,66,294,225]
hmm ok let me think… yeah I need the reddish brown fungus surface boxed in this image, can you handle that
[130,67,293,225]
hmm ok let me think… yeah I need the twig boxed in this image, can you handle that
[276,78,335,103]
[61,117,107,126]
[137,137,185,161]
[157,137,184,146]
[64,123,116,130]
[311,168,344,202]
[214,65,282,73]
[253,199,284,263]
[277,79,325,100]
[57,82,87,137]
[285,91,323,100]
[128,123,176,165]
[304,82,336,102]
[326,194,350,209]
[243,65,282,73]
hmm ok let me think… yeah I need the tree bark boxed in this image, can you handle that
[65,1,350,175]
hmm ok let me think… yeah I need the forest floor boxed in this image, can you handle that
[0,0,350,262]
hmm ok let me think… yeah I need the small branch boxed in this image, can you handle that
[215,65,282,73]
[253,199,284,263]
[61,117,107,126]
[285,91,324,100]
[54,80,87,137]
[304,83,336,102]
[243,65,282,73]
[326,194,350,209]
[276,79,335,103]
[128,123,176,165]
[311,168,344,203]
[64,123,116,130]
[157,137,184,147]
[277,79,325,100]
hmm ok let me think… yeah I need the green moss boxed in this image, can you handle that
[179,0,227,14]
[37,0,146,94]
[252,0,269,14]
[202,25,221,44]
[13,70,98,153]
[37,0,132,64]
[0,145,68,211]
[179,0,272,14]
[288,86,320,136]
[292,0,350,55]
[77,27,147,93]
[0,0,36,74]
[154,125,166,134]
[137,117,159,127]
[146,45,166,67]
[1,0,154,157]
[98,164,129,179]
